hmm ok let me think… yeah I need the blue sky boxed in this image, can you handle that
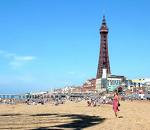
[0,0,150,94]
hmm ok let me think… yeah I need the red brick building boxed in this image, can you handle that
[82,78,96,92]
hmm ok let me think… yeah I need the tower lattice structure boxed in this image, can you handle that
[96,16,111,79]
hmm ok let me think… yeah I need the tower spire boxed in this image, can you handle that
[100,15,108,31]
[102,15,106,25]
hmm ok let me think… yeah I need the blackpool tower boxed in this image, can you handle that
[96,16,111,79]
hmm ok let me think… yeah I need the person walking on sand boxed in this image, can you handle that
[113,91,120,117]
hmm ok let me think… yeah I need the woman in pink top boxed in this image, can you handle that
[113,91,120,117]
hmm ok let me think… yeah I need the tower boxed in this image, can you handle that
[96,16,111,79]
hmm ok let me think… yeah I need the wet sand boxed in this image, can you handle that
[0,100,150,130]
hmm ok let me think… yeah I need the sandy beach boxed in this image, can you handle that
[0,101,150,130]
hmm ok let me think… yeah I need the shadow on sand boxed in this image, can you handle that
[32,113,106,130]
[118,116,123,118]
[0,113,22,116]
[0,113,106,130]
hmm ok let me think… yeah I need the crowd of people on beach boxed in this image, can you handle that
[0,90,150,106]
[0,98,22,104]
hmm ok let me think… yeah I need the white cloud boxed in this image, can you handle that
[14,56,36,61]
[0,50,36,69]
[0,50,15,58]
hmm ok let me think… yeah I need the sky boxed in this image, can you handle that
[0,0,150,94]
